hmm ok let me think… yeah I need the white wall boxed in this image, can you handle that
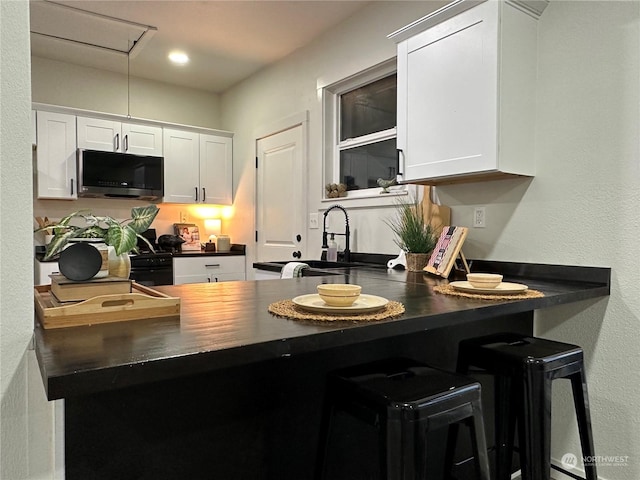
[32,56,221,129]
[436,2,639,479]
[223,1,639,479]
[221,1,446,270]
[0,1,43,478]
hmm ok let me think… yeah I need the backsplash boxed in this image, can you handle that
[33,197,233,246]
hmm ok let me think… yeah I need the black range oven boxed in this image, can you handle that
[129,252,173,286]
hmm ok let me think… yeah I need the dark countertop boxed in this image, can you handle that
[34,261,610,400]
[172,242,246,257]
[172,250,245,258]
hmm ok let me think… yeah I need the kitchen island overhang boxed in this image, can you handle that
[35,260,610,401]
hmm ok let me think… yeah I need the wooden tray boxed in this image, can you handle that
[35,282,180,329]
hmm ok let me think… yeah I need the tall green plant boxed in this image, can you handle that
[385,195,437,254]
[35,205,160,260]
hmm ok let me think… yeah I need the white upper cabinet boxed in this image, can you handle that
[391,0,541,185]
[163,128,233,205]
[77,116,163,156]
[200,134,233,205]
[36,111,77,199]
[163,128,200,203]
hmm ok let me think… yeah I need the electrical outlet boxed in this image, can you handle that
[473,207,486,228]
[180,211,189,223]
[309,213,319,229]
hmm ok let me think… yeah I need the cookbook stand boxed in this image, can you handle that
[424,226,469,278]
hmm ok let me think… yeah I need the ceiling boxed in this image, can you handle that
[30,0,370,93]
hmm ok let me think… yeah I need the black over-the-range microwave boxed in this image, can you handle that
[77,149,164,200]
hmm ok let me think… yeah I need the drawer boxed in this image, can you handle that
[173,256,245,284]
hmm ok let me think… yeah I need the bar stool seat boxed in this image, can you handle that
[316,358,491,480]
[456,333,597,480]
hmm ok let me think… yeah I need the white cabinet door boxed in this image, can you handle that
[122,123,163,156]
[173,256,245,284]
[164,129,233,204]
[78,117,162,156]
[36,111,77,199]
[163,128,200,203]
[200,134,232,205]
[77,117,121,152]
[394,1,537,184]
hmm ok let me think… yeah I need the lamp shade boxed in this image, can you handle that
[204,218,222,237]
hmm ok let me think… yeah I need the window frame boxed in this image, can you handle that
[322,59,406,202]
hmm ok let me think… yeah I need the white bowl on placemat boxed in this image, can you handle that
[317,284,362,307]
[466,273,503,289]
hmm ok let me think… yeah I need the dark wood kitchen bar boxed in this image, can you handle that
[34,261,609,480]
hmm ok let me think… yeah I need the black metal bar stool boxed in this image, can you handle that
[316,358,491,480]
[455,333,597,480]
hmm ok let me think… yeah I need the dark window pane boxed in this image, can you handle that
[339,139,397,191]
[340,75,397,141]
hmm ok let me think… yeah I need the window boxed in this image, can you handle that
[323,60,402,199]
[339,75,397,191]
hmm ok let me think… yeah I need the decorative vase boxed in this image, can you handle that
[405,252,431,272]
[108,246,131,279]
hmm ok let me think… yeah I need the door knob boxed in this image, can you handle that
[292,251,301,259]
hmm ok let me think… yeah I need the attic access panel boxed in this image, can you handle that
[30,0,156,58]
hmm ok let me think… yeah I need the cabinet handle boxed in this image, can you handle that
[214,277,219,282]
[70,178,74,195]
[124,134,129,152]
[202,187,206,202]
[207,277,211,282]
[115,133,120,151]
[205,264,220,268]
[195,187,198,202]
[396,149,404,178]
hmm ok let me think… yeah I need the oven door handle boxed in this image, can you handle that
[205,264,221,268]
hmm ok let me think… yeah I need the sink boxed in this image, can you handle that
[270,260,383,270]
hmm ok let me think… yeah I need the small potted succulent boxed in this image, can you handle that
[35,205,160,278]
[385,195,437,271]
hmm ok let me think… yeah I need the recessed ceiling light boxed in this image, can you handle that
[168,51,189,65]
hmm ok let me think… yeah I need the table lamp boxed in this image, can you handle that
[204,219,222,252]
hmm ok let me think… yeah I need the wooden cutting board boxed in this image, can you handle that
[422,186,451,236]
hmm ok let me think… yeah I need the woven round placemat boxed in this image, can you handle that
[433,284,544,300]
[268,300,405,322]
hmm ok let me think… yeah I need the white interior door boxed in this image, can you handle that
[256,125,305,262]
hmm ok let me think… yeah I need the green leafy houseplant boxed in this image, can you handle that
[37,205,160,261]
[385,195,437,254]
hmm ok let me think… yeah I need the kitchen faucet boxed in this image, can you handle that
[322,205,351,262]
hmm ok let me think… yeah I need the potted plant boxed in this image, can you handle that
[385,195,437,271]
[35,205,160,277]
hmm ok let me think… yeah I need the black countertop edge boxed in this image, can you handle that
[39,282,610,401]
[254,257,611,290]
[469,260,611,286]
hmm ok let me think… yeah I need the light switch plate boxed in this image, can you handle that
[180,211,189,223]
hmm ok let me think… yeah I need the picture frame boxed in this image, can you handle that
[424,226,468,278]
[173,223,201,251]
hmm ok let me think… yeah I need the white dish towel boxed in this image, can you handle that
[280,262,310,279]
